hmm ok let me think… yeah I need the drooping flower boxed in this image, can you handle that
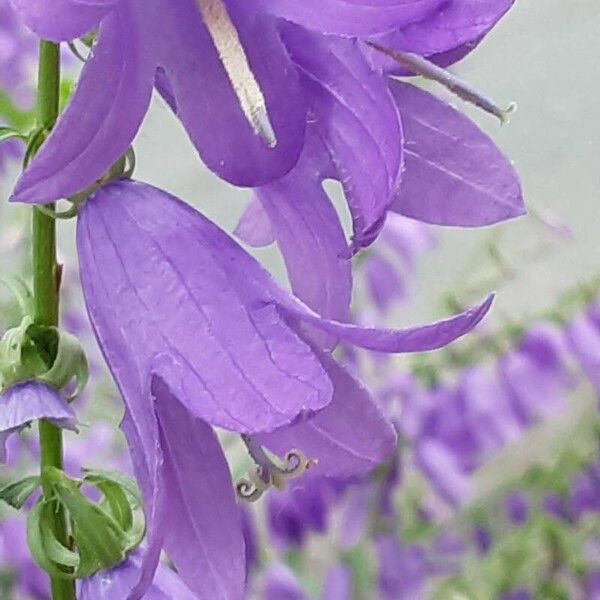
[0,380,77,462]
[12,0,522,254]
[76,178,492,597]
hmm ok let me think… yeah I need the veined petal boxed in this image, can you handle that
[256,133,352,324]
[282,26,403,250]
[77,181,332,435]
[152,376,245,600]
[259,352,397,478]
[279,294,494,353]
[389,81,525,227]
[156,0,306,186]
[12,1,155,203]
[260,0,443,36]
[9,0,116,42]
[0,381,77,463]
[368,0,515,71]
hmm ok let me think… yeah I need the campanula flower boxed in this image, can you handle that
[76,178,492,597]
[12,0,522,254]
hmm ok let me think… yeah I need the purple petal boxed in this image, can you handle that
[368,0,515,71]
[499,325,572,424]
[0,381,77,463]
[505,492,529,525]
[364,254,405,312]
[262,0,443,36]
[282,27,403,250]
[79,552,196,600]
[280,294,494,353]
[156,0,306,186]
[376,536,428,600]
[262,564,306,600]
[259,352,396,478]
[13,2,154,203]
[380,213,435,269]
[389,81,525,227]
[234,197,275,248]
[322,566,352,600]
[256,133,352,324]
[566,314,600,392]
[77,180,332,434]
[152,377,245,600]
[414,439,472,507]
[458,367,524,454]
[9,0,114,42]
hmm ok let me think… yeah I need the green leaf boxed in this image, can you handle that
[0,475,40,509]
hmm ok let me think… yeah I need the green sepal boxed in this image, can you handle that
[82,468,141,507]
[27,500,78,580]
[0,316,43,388]
[0,126,26,144]
[26,467,145,580]
[36,328,89,400]
[0,316,88,399]
[0,475,41,510]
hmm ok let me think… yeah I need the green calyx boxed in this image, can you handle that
[25,467,145,580]
[0,315,88,399]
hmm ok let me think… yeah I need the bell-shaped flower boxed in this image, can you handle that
[566,310,600,392]
[12,0,522,255]
[376,535,429,600]
[76,179,493,597]
[0,381,77,462]
[499,324,573,425]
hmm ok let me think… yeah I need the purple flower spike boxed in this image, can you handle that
[79,551,196,600]
[0,381,77,462]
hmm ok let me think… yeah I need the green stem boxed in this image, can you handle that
[33,41,76,600]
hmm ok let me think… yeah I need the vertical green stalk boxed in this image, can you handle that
[33,41,76,600]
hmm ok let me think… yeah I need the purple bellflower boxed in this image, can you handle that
[76,179,492,598]
[12,0,522,255]
[0,380,77,463]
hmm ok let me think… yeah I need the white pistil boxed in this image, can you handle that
[195,0,277,147]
